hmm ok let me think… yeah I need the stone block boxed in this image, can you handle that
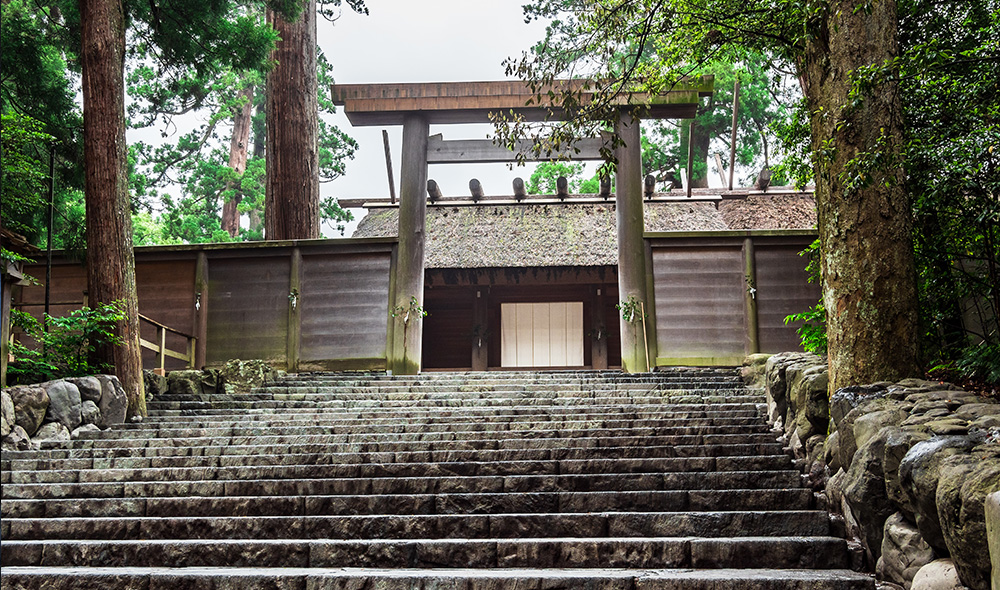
[911,559,965,590]
[877,512,934,589]
[43,379,83,430]
[936,450,1000,590]
[96,375,128,427]
[1,389,14,437]
[9,385,48,436]
[67,376,102,403]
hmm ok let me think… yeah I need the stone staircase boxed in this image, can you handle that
[1,369,873,589]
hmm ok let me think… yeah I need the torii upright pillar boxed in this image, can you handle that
[616,111,650,373]
[390,113,429,374]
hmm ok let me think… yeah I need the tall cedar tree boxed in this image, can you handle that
[265,0,319,239]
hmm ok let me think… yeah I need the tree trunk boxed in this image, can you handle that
[79,0,145,417]
[264,0,319,240]
[803,0,920,393]
[681,120,711,188]
[222,85,254,238]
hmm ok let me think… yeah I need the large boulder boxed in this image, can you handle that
[839,397,904,471]
[786,362,830,447]
[935,448,1000,590]
[884,428,933,518]
[910,559,965,590]
[80,400,101,426]
[2,424,32,450]
[842,425,898,562]
[95,375,127,427]
[33,421,70,443]
[143,370,168,400]
[764,352,823,427]
[221,359,279,395]
[43,380,83,430]
[168,369,221,396]
[1,389,14,437]
[830,383,889,431]
[9,385,49,436]
[899,435,980,552]
[66,376,102,404]
[986,492,1000,590]
[740,353,771,391]
[877,512,935,589]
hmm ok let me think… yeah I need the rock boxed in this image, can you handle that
[740,353,771,390]
[842,425,898,562]
[877,512,934,589]
[1,389,14,437]
[831,383,888,431]
[168,369,221,396]
[854,406,910,450]
[986,492,999,590]
[221,359,279,395]
[954,403,1000,421]
[827,467,847,509]
[143,370,168,400]
[95,375,127,427]
[787,362,830,446]
[910,559,965,590]
[71,423,101,438]
[825,429,843,473]
[935,450,1000,590]
[2,424,32,450]
[34,421,70,442]
[43,380,83,430]
[80,400,101,425]
[840,397,906,471]
[66,376,102,403]
[9,385,49,436]
[898,436,979,552]
[764,352,823,427]
[884,428,933,518]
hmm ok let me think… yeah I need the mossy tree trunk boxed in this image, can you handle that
[803,0,920,393]
[79,0,145,417]
[222,85,254,238]
[265,0,319,240]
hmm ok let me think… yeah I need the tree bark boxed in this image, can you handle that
[79,0,145,416]
[264,0,320,240]
[681,120,711,188]
[803,0,920,393]
[222,85,254,238]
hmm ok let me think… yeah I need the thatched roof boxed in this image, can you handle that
[352,193,816,268]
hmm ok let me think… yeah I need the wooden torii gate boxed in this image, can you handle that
[332,79,713,374]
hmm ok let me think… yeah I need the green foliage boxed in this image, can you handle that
[784,239,827,354]
[7,302,126,385]
[391,297,428,325]
[616,295,646,323]
[526,161,600,194]
[954,342,1000,385]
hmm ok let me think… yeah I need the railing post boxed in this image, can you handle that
[159,326,166,373]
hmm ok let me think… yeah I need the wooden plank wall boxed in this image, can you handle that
[16,240,396,372]
[648,231,819,366]
[299,252,391,369]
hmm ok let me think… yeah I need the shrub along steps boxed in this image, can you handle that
[1,369,872,589]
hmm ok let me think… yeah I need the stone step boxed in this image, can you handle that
[2,470,805,500]
[2,510,833,541]
[144,398,765,415]
[2,488,815,519]
[4,442,785,472]
[132,406,763,426]
[78,417,768,442]
[4,455,793,485]
[1,536,851,569]
[0,566,874,590]
[7,432,783,461]
[249,383,746,394]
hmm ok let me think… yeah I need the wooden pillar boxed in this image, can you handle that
[194,251,209,369]
[615,111,649,373]
[471,287,489,371]
[591,286,608,370]
[287,247,302,372]
[390,113,429,375]
[743,237,760,354]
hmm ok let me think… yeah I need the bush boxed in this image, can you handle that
[8,301,125,385]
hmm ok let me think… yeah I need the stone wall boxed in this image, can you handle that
[743,352,1000,590]
[1,375,128,450]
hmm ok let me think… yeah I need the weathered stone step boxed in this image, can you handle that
[80,417,767,442]
[4,442,784,472]
[5,455,793,485]
[2,510,832,541]
[2,488,814,519]
[15,432,783,459]
[42,426,772,454]
[0,566,874,590]
[144,398,765,416]
[133,406,763,426]
[2,470,804,500]
[144,393,764,411]
[251,382,746,394]
[1,536,851,569]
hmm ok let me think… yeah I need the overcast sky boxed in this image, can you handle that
[318,1,555,235]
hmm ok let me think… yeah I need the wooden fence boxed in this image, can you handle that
[15,239,397,372]
[646,230,819,367]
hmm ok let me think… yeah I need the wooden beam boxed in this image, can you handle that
[426,136,609,164]
[615,111,649,373]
